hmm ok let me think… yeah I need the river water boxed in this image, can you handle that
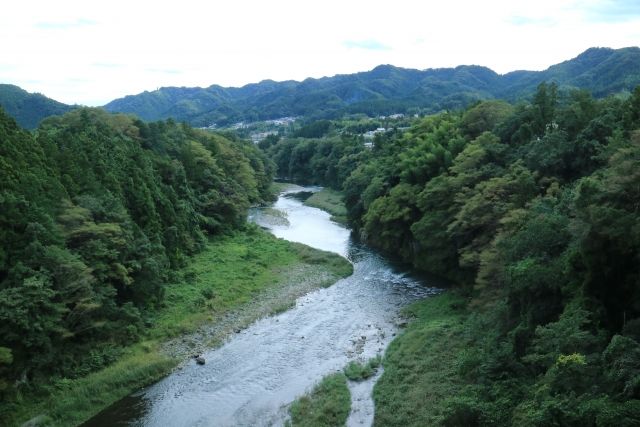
[83,187,441,427]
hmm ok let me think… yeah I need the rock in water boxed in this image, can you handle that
[196,356,206,365]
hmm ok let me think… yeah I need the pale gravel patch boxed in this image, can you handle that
[160,263,340,359]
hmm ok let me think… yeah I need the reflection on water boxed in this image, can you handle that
[83,187,440,427]
[249,187,350,258]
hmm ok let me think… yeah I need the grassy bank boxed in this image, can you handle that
[304,189,348,225]
[343,356,382,381]
[373,292,468,427]
[269,181,296,196]
[10,226,352,427]
[288,373,351,427]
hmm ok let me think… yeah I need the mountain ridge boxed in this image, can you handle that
[104,46,640,126]
[2,47,639,128]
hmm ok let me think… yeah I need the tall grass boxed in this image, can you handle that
[9,344,174,427]
[304,189,348,225]
[343,356,382,381]
[373,292,468,426]
[288,373,351,427]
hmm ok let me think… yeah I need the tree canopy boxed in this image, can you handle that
[0,107,273,405]
[262,84,640,425]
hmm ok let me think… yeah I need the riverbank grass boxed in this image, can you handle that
[373,292,468,427]
[304,188,348,224]
[149,227,351,341]
[269,181,298,196]
[288,373,351,427]
[10,226,352,427]
[343,356,382,381]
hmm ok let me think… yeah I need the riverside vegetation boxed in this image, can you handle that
[304,188,348,225]
[263,83,640,425]
[287,373,351,427]
[0,108,351,426]
[286,355,382,427]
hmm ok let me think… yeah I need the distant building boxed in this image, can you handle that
[265,116,297,126]
[363,127,386,140]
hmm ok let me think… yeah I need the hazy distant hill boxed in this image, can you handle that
[2,47,639,128]
[104,47,640,126]
[0,84,75,129]
[495,47,640,99]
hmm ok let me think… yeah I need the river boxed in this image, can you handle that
[82,186,441,427]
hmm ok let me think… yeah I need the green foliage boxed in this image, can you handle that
[265,83,640,425]
[8,344,175,427]
[602,335,640,398]
[288,373,351,427]
[293,120,333,138]
[461,100,514,139]
[3,52,640,425]
[373,293,468,426]
[0,348,12,365]
[343,356,381,381]
[268,134,367,186]
[149,228,352,339]
[5,227,351,426]
[0,107,276,422]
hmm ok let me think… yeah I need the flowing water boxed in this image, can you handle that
[83,187,441,427]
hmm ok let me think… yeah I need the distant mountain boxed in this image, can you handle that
[0,84,75,129]
[104,47,640,126]
[496,47,640,98]
[3,47,639,129]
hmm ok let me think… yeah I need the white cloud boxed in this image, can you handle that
[344,40,391,51]
[1,0,638,105]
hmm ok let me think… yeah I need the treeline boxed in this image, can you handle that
[0,108,273,408]
[264,84,640,424]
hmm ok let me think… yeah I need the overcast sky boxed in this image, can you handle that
[1,0,639,106]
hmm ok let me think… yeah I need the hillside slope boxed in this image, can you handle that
[0,84,75,129]
[104,47,640,126]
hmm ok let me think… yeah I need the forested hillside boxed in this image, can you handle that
[104,47,640,126]
[0,85,75,129]
[264,84,640,424]
[0,108,274,419]
[3,47,638,130]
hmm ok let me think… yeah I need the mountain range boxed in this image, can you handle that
[2,47,639,128]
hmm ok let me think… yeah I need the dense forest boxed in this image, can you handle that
[103,47,640,126]
[264,84,640,424]
[0,108,274,418]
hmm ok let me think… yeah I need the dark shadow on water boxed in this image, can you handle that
[347,235,452,290]
[283,191,314,202]
[80,393,149,427]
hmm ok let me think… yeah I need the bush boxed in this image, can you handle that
[343,356,381,381]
